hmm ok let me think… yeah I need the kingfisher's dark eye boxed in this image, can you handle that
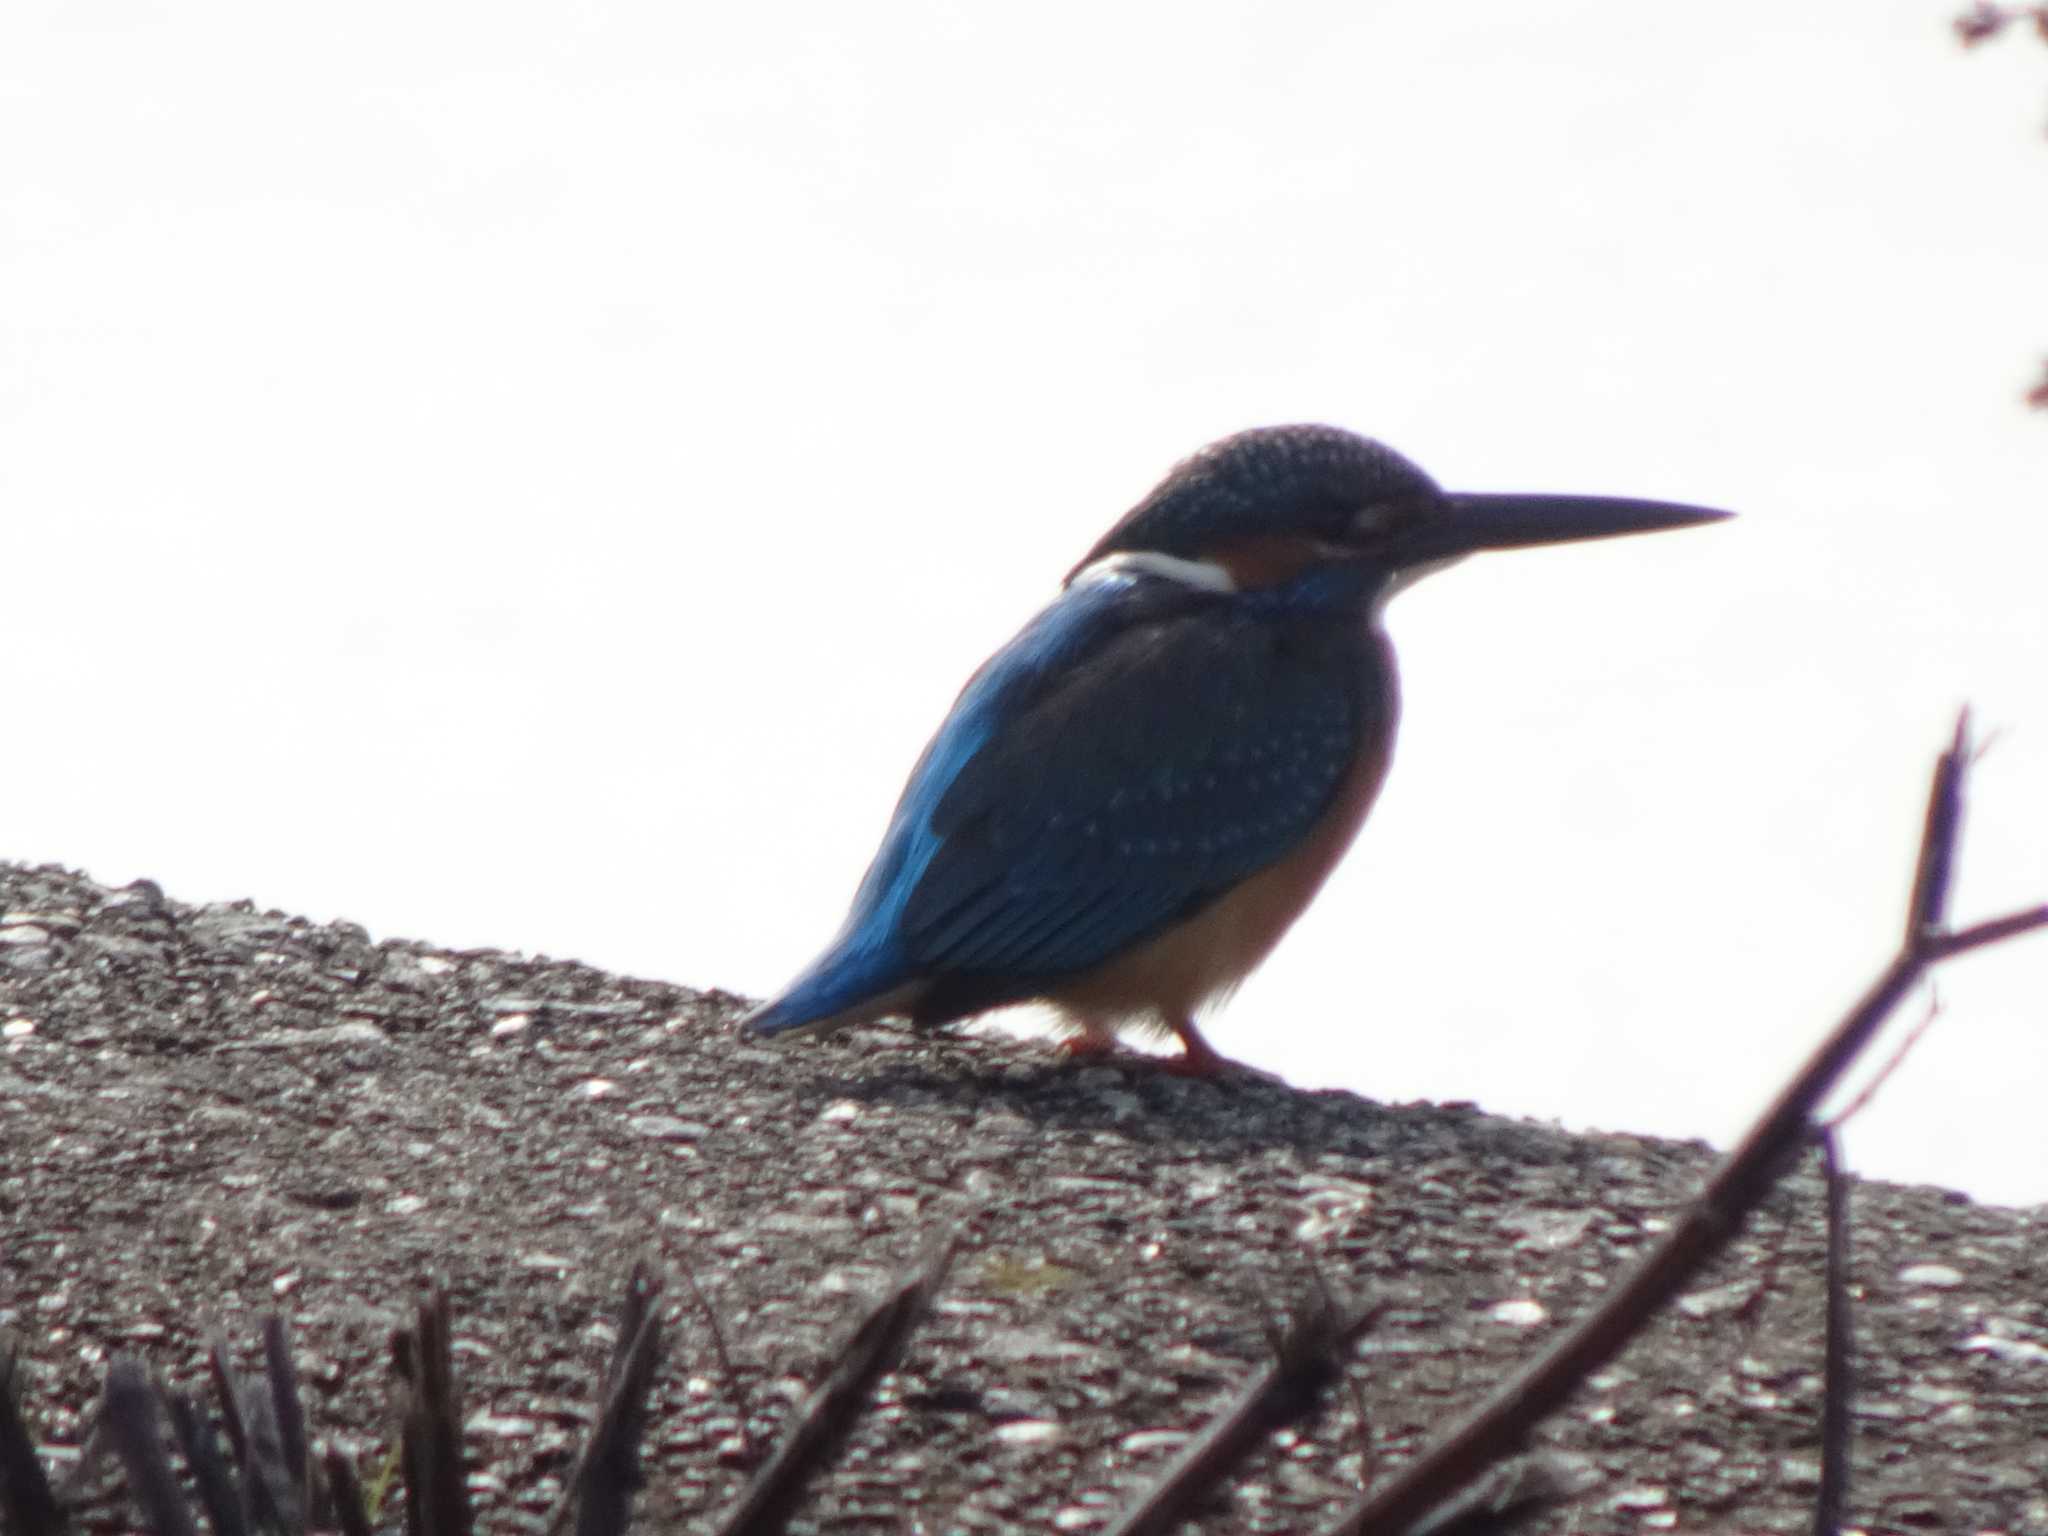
[1353,498,1439,542]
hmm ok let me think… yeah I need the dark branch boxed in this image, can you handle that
[205,1338,250,1476]
[261,1316,309,1532]
[0,1342,66,1536]
[1403,1453,1599,1536]
[1104,1293,1383,1536]
[1906,710,1968,938]
[162,1390,245,1536]
[1813,1131,1853,1536]
[676,1253,756,1467]
[394,1289,473,1536]
[546,1263,666,1536]
[327,1443,374,1536]
[101,1361,195,1536]
[1322,710,2046,1536]
[1823,990,1941,1131]
[711,1237,953,1536]
[1922,905,2048,958]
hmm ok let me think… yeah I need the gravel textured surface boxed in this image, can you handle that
[2,860,2044,1534]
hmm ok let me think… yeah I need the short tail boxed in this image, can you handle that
[738,948,921,1040]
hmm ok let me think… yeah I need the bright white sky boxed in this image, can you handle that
[5,2,2046,1204]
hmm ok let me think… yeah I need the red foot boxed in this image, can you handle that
[1161,1030,1236,1078]
[1052,1019,1248,1078]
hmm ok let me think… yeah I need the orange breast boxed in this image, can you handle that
[1046,641,1399,1029]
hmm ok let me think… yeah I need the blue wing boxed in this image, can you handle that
[744,567,1385,1035]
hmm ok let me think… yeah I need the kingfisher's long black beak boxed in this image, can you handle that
[1394,493,1733,565]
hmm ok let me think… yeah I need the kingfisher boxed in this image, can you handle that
[740,424,1728,1073]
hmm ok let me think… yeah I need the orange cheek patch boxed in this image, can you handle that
[1211,535,1350,588]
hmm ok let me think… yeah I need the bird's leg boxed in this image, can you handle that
[1054,1016,1121,1061]
[1163,1016,1236,1078]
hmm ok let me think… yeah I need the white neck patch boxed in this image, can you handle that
[1372,553,1467,615]
[1069,549,1237,593]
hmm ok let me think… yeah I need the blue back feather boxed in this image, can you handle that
[748,562,1389,1034]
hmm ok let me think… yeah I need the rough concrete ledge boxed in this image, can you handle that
[1,860,2042,1534]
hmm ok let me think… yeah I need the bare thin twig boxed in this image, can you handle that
[0,1342,66,1536]
[101,1361,194,1536]
[222,1321,300,1535]
[676,1253,756,1466]
[1813,1130,1853,1536]
[394,1289,473,1536]
[546,1263,666,1536]
[205,1339,249,1475]
[1824,989,1941,1131]
[1954,2,2048,47]
[1321,712,2048,1536]
[162,1390,245,1536]
[261,1315,310,1531]
[1312,1257,1381,1487]
[1104,1294,1383,1536]
[711,1237,954,1536]
[1923,905,2048,956]
[198,1331,297,1536]
[327,1443,374,1536]
[1907,711,1968,938]
[1403,1452,1599,1536]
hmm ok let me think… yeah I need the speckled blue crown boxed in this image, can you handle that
[1078,424,1445,568]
